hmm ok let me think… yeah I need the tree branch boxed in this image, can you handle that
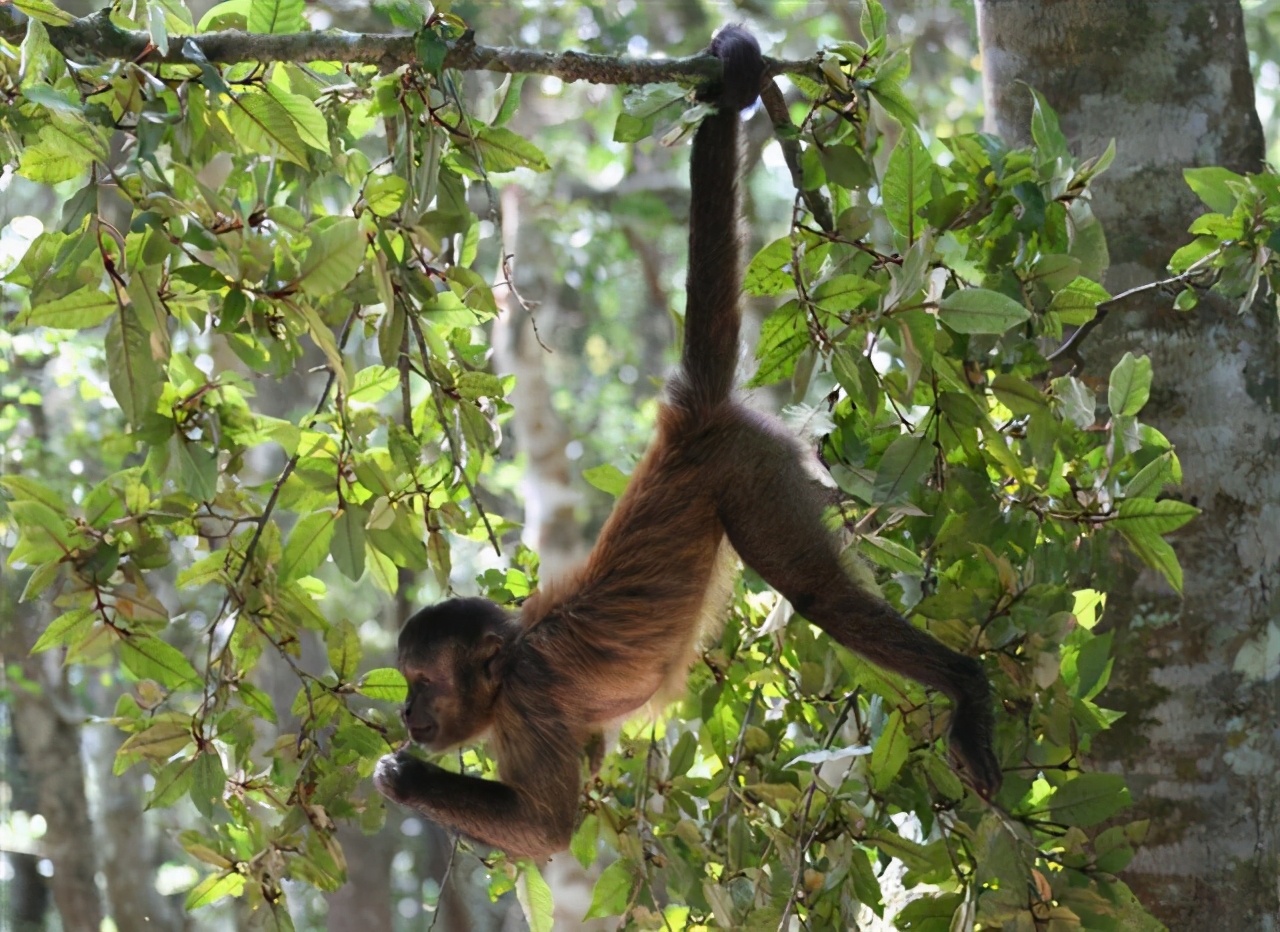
[0,7,823,83]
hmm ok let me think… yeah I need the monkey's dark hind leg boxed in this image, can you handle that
[714,425,1001,796]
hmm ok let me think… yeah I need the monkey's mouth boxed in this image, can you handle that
[408,725,439,746]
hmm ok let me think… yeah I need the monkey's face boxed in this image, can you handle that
[399,639,502,752]
[395,599,510,752]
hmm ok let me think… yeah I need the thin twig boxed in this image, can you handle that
[406,312,503,556]
[1047,263,1217,365]
[197,306,359,720]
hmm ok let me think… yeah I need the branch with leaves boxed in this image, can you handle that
[0,4,822,83]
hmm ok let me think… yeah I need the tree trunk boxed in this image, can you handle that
[977,1,1278,927]
[4,730,50,931]
[83,722,188,930]
[492,185,591,583]
[7,636,105,930]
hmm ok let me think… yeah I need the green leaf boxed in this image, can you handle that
[330,507,367,581]
[614,84,685,143]
[811,274,878,312]
[1114,522,1186,593]
[0,475,66,512]
[1046,772,1131,827]
[8,499,74,564]
[870,709,909,791]
[120,636,200,689]
[198,0,251,31]
[847,848,885,916]
[492,73,527,129]
[1064,631,1114,701]
[882,128,932,239]
[1107,352,1152,417]
[455,371,505,402]
[325,619,361,681]
[106,307,165,431]
[472,127,550,173]
[991,374,1047,416]
[237,681,278,723]
[190,751,227,819]
[667,731,698,778]
[31,608,95,654]
[894,893,963,930]
[859,536,924,575]
[585,859,635,920]
[147,757,198,809]
[1183,166,1245,214]
[1048,276,1109,326]
[938,289,1030,335]
[1111,497,1198,535]
[227,92,310,167]
[582,464,630,498]
[872,434,932,504]
[860,0,886,40]
[298,218,366,297]
[1124,452,1175,499]
[749,300,806,387]
[357,667,408,702]
[119,719,193,761]
[744,236,795,297]
[365,174,409,217]
[1051,375,1096,430]
[280,510,338,581]
[14,0,75,26]
[185,871,246,910]
[266,86,330,151]
[247,0,305,34]
[17,119,109,183]
[1030,88,1068,163]
[174,440,218,502]
[570,812,600,869]
[516,863,555,932]
[348,365,399,404]
[18,286,116,329]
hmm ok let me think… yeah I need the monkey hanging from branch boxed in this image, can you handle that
[374,25,1001,860]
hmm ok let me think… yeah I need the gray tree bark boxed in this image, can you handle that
[6,634,105,931]
[976,1,1277,927]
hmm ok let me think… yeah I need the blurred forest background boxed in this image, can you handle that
[3,0,1280,930]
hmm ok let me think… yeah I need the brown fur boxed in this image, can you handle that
[374,27,1000,860]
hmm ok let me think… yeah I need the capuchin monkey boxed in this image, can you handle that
[374,25,1000,860]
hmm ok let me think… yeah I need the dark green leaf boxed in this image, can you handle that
[120,636,200,689]
[938,289,1030,335]
[280,510,338,581]
[1107,352,1152,417]
[584,860,635,920]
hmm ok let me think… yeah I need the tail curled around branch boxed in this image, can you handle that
[673,26,764,412]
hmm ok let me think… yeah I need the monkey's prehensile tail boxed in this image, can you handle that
[676,25,763,412]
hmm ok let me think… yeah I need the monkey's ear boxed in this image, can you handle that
[479,631,506,680]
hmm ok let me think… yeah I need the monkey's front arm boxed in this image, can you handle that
[374,750,578,860]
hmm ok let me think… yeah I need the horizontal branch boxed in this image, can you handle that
[0,7,823,84]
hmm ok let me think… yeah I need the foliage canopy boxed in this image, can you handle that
[0,1,1205,929]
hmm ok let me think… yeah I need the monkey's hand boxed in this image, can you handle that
[373,749,437,805]
[372,745,580,860]
[948,701,1002,800]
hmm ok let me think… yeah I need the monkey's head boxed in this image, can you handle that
[396,597,515,752]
